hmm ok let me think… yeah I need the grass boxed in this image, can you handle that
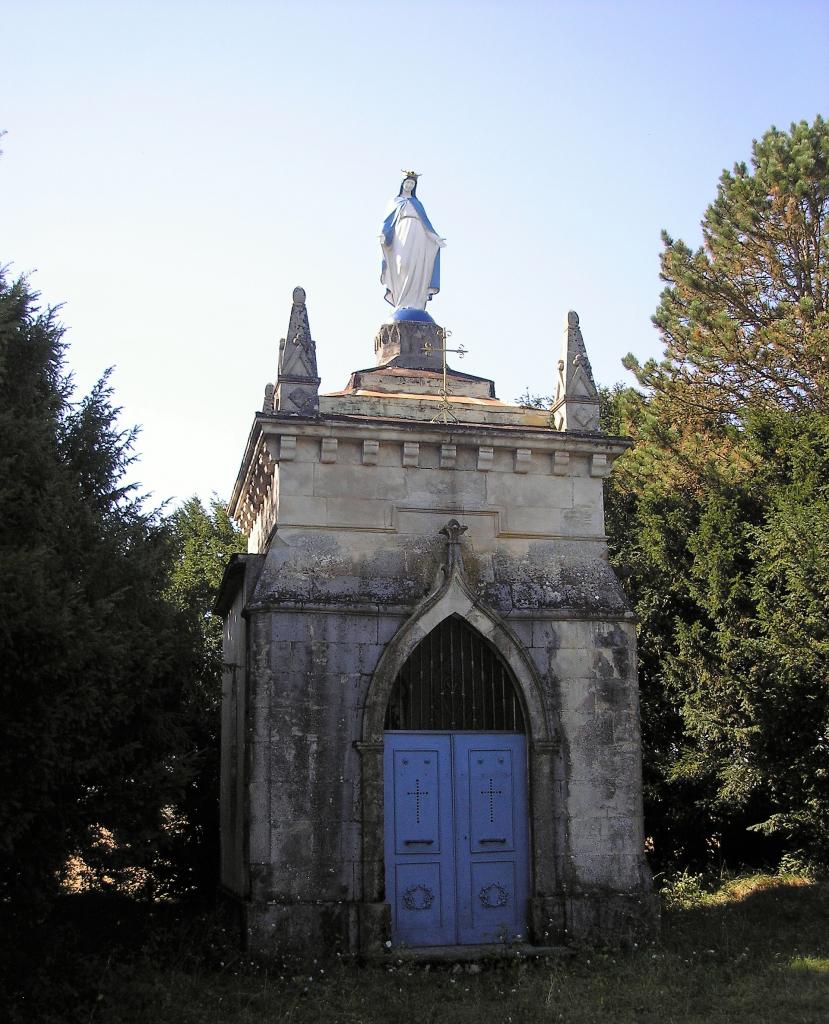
[8,872,829,1023]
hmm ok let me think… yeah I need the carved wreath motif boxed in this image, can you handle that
[402,883,435,911]
[478,882,509,909]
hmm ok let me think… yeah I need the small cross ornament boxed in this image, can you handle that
[423,328,468,423]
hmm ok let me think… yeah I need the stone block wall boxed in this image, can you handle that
[220,412,658,953]
[218,556,259,898]
[233,418,618,556]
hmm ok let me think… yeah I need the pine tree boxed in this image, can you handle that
[609,118,829,868]
[627,115,829,418]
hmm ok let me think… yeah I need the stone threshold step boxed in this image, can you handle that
[368,943,574,964]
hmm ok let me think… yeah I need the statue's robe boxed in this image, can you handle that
[380,195,445,311]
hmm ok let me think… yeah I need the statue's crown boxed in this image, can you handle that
[400,169,420,180]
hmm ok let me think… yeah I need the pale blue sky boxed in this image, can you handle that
[2,1,826,505]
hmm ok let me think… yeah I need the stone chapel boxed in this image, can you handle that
[216,280,658,956]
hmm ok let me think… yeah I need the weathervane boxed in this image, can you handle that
[423,328,468,423]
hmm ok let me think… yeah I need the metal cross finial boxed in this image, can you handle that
[423,328,468,423]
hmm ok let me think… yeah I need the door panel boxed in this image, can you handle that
[385,733,528,947]
[454,735,529,944]
[469,859,517,936]
[391,746,443,855]
[392,860,445,939]
[385,737,455,946]
[466,748,516,853]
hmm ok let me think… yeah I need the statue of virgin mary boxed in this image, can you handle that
[379,172,446,316]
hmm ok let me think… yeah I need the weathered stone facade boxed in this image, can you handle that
[217,293,658,955]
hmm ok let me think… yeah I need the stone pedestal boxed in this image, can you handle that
[274,376,321,416]
[373,319,445,370]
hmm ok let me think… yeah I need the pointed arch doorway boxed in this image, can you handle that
[384,615,530,947]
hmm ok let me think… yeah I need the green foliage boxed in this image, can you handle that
[0,272,218,917]
[167,497,244,681]
[164,497,245,893]
[515,388,553,410]
[15,875,828,1024]
[606,118,829,870]
[0,269,244,1013]
[626,115,829,416]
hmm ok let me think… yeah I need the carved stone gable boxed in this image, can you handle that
[551,311,601,432]
[278,286,318,380]
[274,286,321,416]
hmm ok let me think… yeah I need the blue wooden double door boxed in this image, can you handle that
[384,732,529,947]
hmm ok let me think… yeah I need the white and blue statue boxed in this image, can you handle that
[379,171,446,322]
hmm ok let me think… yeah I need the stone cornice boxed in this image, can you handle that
[258,410,629,453]
[228,411,631,521]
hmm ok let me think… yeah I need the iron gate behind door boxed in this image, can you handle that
[385,615,524,732]
[384,732,529,947]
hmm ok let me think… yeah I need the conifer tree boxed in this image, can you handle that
[0,272,195,908]
[609,118,829,868]
[627,115,829,418]
[165,497,245,893]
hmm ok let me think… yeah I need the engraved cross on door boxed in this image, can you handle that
[384,732,528,947]
[386,736,455,946]
[453,735,528,944]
